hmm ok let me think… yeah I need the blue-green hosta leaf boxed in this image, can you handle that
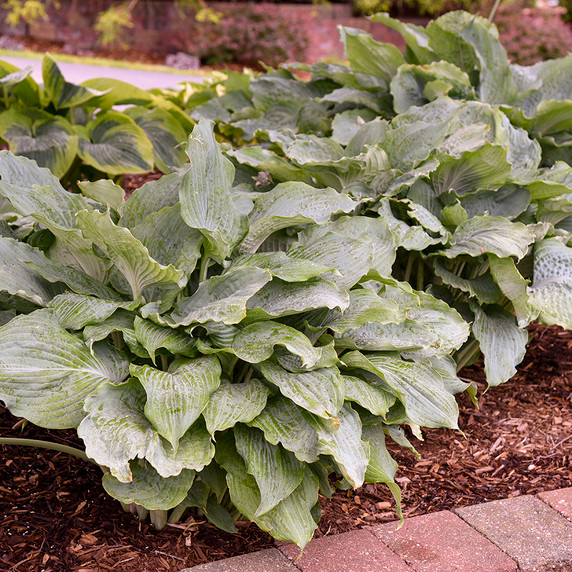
[226,252,333,283]
[432,145,511,196]
[288,233,374,290]
[331,109,378,146]
[119,171,182,228]
[470,303,528,387]
[202,497,238,533]
[78,180,125,211]
[340,26,404,84]
[460,185,530,220]
[231,321,322,367]
[259,362,344,420]
[245,278,350,321]
[0,109,77,178]
[0,237,64,305]
[343,351,460,429]
[165,267,272,327]
[432,258,501,304]
[0,152,88,228]
[320,86,387,114]
[371,13,435,64]
[235,425,305,517]
[103,463,195,511]
[0,237,117,301]
[133,317,197,363]
[488,254,535,327]
[377,199,444,251]
[426,12,516,105]
[528,238,572,329]
[362,424,398,484]
[309,404,369,488]
[343,375,396,418]
[42,54,105,109]
[249,396,320,463]
[130,356,221,449]
[76,209,186,300]
[203,378,270,434]
[239,182,356,254]
[391,61,475,113]
[0,60,39,106]
[125,106,188,174]
[327,289,402,334]
[512,56,572,117]
[336,283,469,358]
[440,216,536,260]
[0,309,128,428]
[49,292,139,330]
[526,162,572,201]
[226,146,309,184]
[79,379,215,481]
[130,205,201,274]
[78,110,154,176]
[180,118,247,262]
[286,136,345,165]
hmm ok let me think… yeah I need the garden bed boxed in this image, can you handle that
[1,322,570,572]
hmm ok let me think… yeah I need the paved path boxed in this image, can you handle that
[0,55,203,90]
[182,487,572,571]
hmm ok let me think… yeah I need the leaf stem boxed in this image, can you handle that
[0,437,92,463]
[403,252,416,284]
[488,0,502,22]
[455,338,481,372]
[199,255,211,283]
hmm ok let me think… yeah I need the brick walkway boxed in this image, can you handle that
[182,487,572,571]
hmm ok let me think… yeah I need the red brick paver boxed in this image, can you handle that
[455,495,572,571]
[370,510,517,572]
[538,487,572,521]
[278,529,413,572]
[182,548,297,571]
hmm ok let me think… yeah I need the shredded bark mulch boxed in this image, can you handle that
[1,322,571,571]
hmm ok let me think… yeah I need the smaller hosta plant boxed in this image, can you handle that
[0,55,191,181]
[0,119,476,546]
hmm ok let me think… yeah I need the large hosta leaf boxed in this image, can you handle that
[48,292,138,330]
[0,309,128,428]
[528,238,572,329]
[76,209,186,300]
[343,374,396,418]
[232,321,322,367]
[78,179,125,211]
[343,351,460,429]
[340,26,404,84]
[133,317,197,363]
[103,463,195,511]
[246,278,350,321]
[203,378,270,434]
[82,77,155,109]
[235,425,304,516]
[249,396,320,463]
[79,378,215,481]
[179,118,247,261]
[77,111,154,175]
[470,303,528,387]
[239,182,356,254]
[130,356,221,449]
[165,267,272,327]
[0,109,77,178]
[259,362,344,420]
[441,216,536,260]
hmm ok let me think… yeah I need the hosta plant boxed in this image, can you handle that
[0,54,192,181]
[0,119,481,546]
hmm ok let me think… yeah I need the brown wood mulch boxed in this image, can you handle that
[0,322,571,572]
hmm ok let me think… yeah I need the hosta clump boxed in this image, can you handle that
[184,11,572,387]
[0,55,191,181]
[0,119,478,546]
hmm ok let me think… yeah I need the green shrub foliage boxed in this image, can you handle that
[1,11,572,547]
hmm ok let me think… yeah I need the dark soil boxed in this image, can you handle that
[1,323,571,571]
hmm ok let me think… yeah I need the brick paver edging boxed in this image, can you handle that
[181,487,572,572]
